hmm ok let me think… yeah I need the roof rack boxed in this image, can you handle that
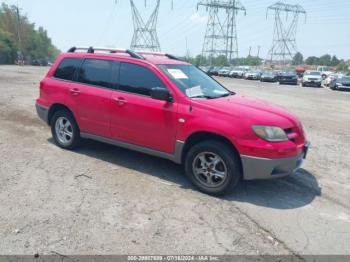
[67,46,145,60]
[137,51,184,61]
[67,46,184,61]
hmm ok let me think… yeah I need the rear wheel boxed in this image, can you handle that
[51,110,81,149]
[185,141,241,196]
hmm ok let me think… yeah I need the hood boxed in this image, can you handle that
[340,79,350,84]
[305,75,322,80]
[192,95,299,128]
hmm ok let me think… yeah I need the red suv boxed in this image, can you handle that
[36,47,309,195]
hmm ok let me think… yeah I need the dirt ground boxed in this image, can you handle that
[0,65,349,256]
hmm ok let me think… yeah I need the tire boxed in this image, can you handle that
[50,109,81,150]
[184,140,241,196]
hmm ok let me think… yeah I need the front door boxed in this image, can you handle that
[110,62,178,153]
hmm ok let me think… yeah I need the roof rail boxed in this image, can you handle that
[137,51,184,61]
[67,46,145,60]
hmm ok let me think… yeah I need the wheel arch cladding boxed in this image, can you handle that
[182,131,242,172]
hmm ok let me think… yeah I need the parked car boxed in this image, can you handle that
[330,76,350,91]
[302,71,322,87]
[207,67,220,76]
[229,68,245,78]
[218,67,231,77]
[317,66,333,79]
[31,59,48,66]
[277,71,298,85]
[36,46,309,196]
[260,71,277,82]
[324,73,341,87]
[244,71,261,80]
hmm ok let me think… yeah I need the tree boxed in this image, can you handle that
[292,52,303,65]
[0,3,60,64]
[331,55,340,66]
[305,56,319,65]
[337,61,348,72]
[0,28,17,63]
[319,54,332,66]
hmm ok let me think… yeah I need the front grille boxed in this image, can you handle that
[308,78,319,81]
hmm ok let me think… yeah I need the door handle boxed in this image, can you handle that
[69,88,80,96]
[113,97,127,105]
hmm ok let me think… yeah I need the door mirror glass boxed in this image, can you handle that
[150,87,172,102]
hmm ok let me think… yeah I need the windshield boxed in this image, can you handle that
[305,71,321,76]
[158,64,232,99]
[341,76,350,81]
[282,71,296,76]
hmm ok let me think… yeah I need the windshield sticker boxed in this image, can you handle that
[186,85,203,97]
[167,69,188,79]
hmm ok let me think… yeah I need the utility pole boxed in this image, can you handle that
[266,1,306,66]
[185,37,190,60]
[248,46,251,56]
[15,3,23,65]
[198,0,246,66]
[257,45,261,58]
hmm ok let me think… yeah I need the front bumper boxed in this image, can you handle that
[36,103,49,124]
[280,79,298,84]
[241,142,309,180]
[303,80,322,86]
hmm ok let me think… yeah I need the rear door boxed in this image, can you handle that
[110,62,178,153]
[68,58,116,137]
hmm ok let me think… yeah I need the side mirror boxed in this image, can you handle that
[150,87,173,102]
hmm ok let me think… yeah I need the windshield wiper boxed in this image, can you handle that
[189,95,216,99]
[216,92,232,98]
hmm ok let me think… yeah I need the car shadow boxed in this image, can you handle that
[48,138,321,210]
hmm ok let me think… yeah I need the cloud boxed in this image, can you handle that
[189,12,208,25]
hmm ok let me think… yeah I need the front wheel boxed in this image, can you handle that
[51,110,81,150]
[185,141,241,196]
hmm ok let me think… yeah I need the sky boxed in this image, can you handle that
[2,0,350,60]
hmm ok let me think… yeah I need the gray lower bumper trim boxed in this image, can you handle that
[36,103,49,124]
[241,154,304,180]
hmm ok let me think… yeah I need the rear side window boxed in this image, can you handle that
[119,62,165,96]
[53,58,82,81]
[77,59,114,88]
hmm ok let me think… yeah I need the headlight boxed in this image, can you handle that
[252,125,288,142]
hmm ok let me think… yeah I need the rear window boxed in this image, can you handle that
[77,59,114,88]
[53,58,82,81]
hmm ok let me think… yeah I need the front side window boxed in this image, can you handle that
[53,58,82,81]
[119,62,165,96]
[77,59,114,88]
[158,64,231,99]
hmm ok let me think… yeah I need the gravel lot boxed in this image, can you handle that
[0,65,349,256]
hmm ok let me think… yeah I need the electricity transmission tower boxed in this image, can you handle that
[198,0,246,66]
[128,0,161,51]
[266,1,306,65]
